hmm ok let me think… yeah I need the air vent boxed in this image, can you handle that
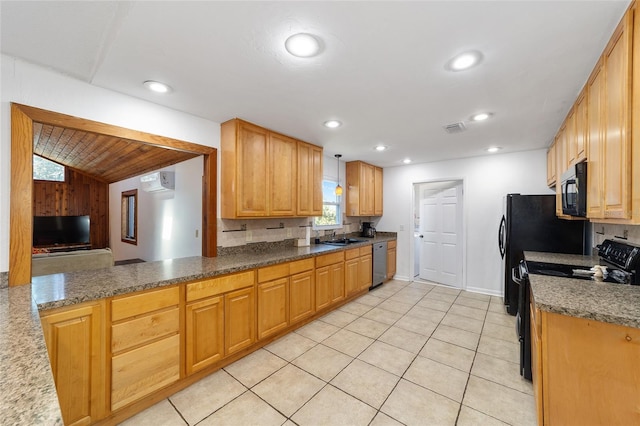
[443,122,467,134]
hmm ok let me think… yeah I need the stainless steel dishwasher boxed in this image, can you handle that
[372,241,387,289]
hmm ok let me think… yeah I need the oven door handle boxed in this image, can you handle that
[512,265,522,284]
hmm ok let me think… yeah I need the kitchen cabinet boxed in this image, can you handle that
[344,246,372,295]
[587,60,605,219]
[40,300,107,426]
[225,286,256,355]
[546,141,556,187]
[221,118,322,218]
[315,251,345,310]
[575,90,588,162]
[358,246,373,291]
[535,309,640,425]
[290,259,316,324]
[257,263,290,340]
[530,290,543,426]
[185,270,255,373]
[565,108,577,167]
[346,161,383,216]
[386,240,397,280]
[297,141,323,216]
[110,286,180,411]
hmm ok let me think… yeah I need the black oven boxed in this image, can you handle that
[561,161,587,217]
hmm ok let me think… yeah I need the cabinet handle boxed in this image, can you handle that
[625,335,632,342]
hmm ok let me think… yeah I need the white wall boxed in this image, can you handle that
[378,149,553,296]
[0,55,221,272]
[109,157,204,262]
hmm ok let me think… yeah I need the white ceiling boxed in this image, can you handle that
[0,1,630,168]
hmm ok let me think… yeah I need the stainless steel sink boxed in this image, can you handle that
[322,238,365,246]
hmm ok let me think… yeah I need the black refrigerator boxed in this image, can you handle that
[499,194,590,315]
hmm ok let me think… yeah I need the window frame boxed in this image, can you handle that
[32,154,67,183]
[313,178,343,230]
[121,189,138,245]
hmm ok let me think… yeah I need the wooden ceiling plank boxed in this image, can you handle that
[56,128,82,164]
[76,134,123,171]
[82,137,140,172]
[34,124,53,156]
[102,151,199,183]
[104,154,200,183]
[63,131,98,168]
[98,143,186,181]
[48,126,73,163]
[32,122,43,152]
[40,125,64,160]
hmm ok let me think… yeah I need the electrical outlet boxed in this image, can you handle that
[246,230,252,242]
[287,228,292,238]
[399,224,405,231]
[195,229,199,238]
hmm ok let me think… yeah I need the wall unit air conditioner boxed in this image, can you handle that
[140,171,175,192]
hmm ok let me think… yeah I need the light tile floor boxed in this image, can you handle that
[120,279,536,426]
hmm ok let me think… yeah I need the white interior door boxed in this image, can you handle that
[419,183,463,287]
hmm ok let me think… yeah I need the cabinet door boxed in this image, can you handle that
[359,254,373,290]
[387,247,397,279]
[269,134,297,216]
[565,110,577,166]
[185,296,224,375]
[41,301,106,426]
[555,131,565,217]
[297,142,323,216]
[530,306,543,426]
[315,265,331,311]
[344,258,359,296]
[225,286,256,355]
[237,122,268,217]
[546,142,556,187]
[360,163,375,215]
[374,167,383,216]
[587,62,605,218]
[575,91,588,162]
[290,270,315,324]
[330,262,345,305]
[257,277,289,340]
[603,16,632,219]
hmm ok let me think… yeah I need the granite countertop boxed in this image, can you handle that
[524,251,640,329]
[0,235,395,425]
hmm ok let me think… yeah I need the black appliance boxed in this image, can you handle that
[361,222,376,238]
[560,161,587,217]
[33,215,90,246]
[516,239,640,380]
[499,194,590,316]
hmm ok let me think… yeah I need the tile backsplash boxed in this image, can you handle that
[217,216,376,249]
[592,223,640,248]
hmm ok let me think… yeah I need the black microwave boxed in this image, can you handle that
[561,162,587,217]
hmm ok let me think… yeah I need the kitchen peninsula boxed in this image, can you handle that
[0,235,395,425]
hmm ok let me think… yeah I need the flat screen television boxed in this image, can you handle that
[33,215,90,247]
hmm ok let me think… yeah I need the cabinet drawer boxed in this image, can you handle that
[112,307,179,353]
[290,258,314,275]
[316,251,344,268]
[111,334,180,411]
[186,270,255,302]
[112,286,179,322]
[345,248,360,260]
[359,245,372,256]
[258,263,289,283]
[387,240,397,249]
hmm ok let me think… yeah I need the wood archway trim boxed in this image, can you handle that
[9,103,217,286]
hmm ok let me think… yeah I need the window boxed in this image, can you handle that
[33,155,65,181]
[314,179,342,229]
[121,189,138,245]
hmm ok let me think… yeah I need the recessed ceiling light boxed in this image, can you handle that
[487,147,502,153]
[471,112,492,122]
[375,145,388,152]
[403,158,412,164]
[143,80,171,93]
[446,50,482,71]
[285,33,321,58]
[324,120,342,128]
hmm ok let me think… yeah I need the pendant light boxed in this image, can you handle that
[335,154,343,196]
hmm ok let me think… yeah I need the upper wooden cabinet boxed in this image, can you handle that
[551,3,640,223]
[546,141,556,187]
[221,119,322,218]
[297,141,323,216]
[346,161,383,216]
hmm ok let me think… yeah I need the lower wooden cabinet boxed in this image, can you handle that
[40,300,106,426]
[225,286,256,355]
[387,240,397,280]
[359,252,373,291]
[110,287,180,411]
[257,277,289,340]
[345,257,359,296]
[345,246,373,294]
[185,295,224,375]
[290,269,315,324]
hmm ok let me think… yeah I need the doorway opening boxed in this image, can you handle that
[413,180,464,289]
